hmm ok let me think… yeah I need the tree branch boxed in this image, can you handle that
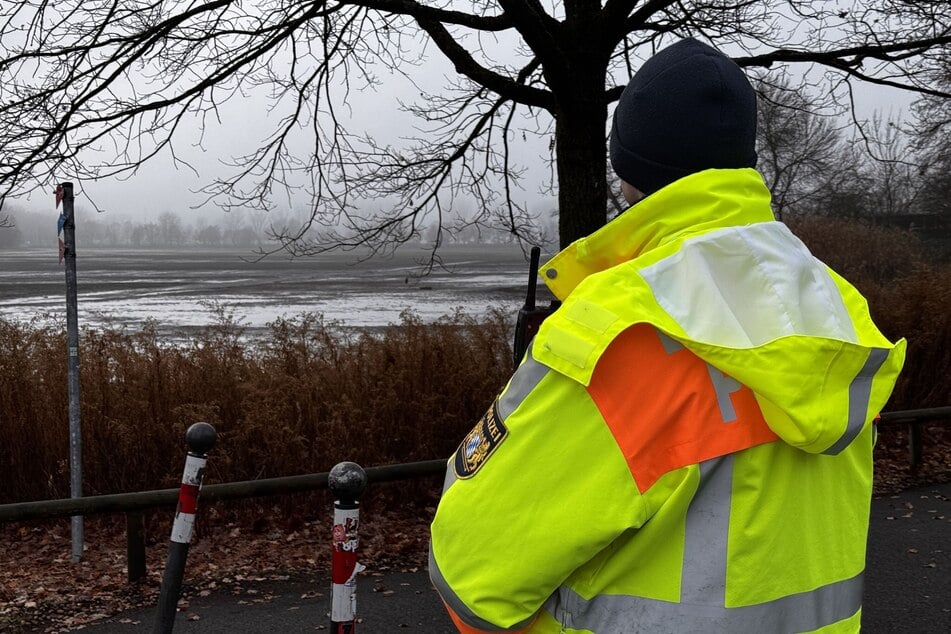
[612,0,681,41]
[414,17,554,110]
[735,36,951,73]
[605,34,951,104]
[496,0,564,66]
[606,0,680,25]
[341,0,512,31]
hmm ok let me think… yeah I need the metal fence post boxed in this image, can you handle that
[909,422,923,470]
[329,461,367,634]
[127,511,147,583]
[58,181,85,562]
[154,422,217,634]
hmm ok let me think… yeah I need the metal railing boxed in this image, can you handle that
[877,406,951,469]
[0,459,445,582]
[0,406,947,584]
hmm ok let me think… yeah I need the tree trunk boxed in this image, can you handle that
[554,91,609,248]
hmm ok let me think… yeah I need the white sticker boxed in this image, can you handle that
[170,513,195,544]
[182,455,206,486]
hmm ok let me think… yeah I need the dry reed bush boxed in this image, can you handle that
[865,267,951,409]
[786,216,928,284]
[0,318,71,499]
[0,309,513,505]
[236,308,513,477]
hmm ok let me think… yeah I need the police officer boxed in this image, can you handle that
[429,38,905,634]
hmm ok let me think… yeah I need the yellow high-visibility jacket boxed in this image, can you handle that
[429,168,906,634]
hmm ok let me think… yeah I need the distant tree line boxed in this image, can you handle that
[0,205,521,250]
[752,72,950,260]
[0,209,272,249]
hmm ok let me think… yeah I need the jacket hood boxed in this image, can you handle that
[535,169,905,454]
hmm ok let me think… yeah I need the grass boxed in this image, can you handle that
[0,217,948,510]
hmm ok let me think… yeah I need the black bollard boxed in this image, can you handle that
[154,422,217,634]
[329,461,368,634]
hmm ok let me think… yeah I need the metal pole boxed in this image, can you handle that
[59,181,85,563]
[329,461,368,634]
[154,422,217,634]
[127,511,147,583]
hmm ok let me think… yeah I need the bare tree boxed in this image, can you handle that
[909,51,951,220]
[803,114,925,221]
[1,1,950,256]
[861,115,924,218]
[0,202,19,234]
[753,73,847,220]
[157,210,189,246]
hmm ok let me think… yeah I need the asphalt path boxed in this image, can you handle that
[862,481,950,632]
[81,482,950,633]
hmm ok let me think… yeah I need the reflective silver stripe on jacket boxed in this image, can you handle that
[682,456,732,605]
[823,347,889,455]
[498,341,550,420]
[440,343,550,497]
[544,573,862,633]
[543,455,863,632]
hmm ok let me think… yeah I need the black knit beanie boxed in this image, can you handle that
[610,38,758,196]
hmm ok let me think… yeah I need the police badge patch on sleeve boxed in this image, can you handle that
[454,401,508,479]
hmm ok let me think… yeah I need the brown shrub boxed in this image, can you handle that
[0,310,513,505]
[786,216,928,283]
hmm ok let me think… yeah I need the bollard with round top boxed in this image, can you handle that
[186,421,217,456]
[154,422,217,634]
[329,461,368,507]
[329,461,368,634]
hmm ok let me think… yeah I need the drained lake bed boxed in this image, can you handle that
[0,243,557,339]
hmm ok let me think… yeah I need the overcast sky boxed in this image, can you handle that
[6,32,920,224]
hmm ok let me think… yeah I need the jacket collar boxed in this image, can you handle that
[541,168,775,300]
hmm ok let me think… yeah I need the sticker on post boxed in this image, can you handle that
[170,512,195,544]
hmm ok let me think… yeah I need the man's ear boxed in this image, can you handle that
[620,180,645,205]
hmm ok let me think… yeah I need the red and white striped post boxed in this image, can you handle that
[154,422,217,634]
[329,461,368,634]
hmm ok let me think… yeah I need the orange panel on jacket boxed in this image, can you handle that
[587,323,779,493]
